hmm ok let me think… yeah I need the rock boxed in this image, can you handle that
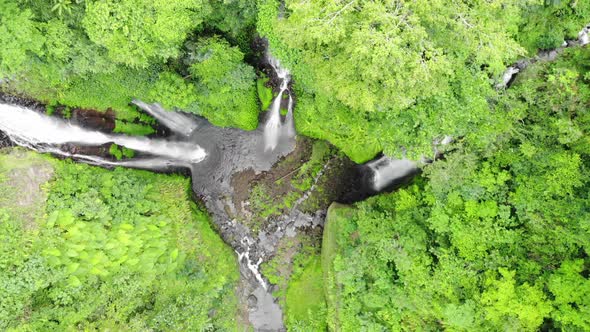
[441,135,453,145]
[247,294,258,309]
[0,130,13,148]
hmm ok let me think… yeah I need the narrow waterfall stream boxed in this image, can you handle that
[496,23,590,89]
[365,156,417,192]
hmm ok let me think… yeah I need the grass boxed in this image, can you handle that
[257,75,275,111]
[249,184,283,221]
[292,140,330,192]
[285,256,328,331]
[8,65,158,136]
[261,232,327,330]
[321,203,353,332]
[0,149,54,227]
[113,120,156,136]
[109,144,135,160]
[262,236,301,302]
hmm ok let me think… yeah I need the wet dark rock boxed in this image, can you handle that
[59,143,114,160]
[0,130,13,148]
[0,92,45,112]
[71,109,116,132]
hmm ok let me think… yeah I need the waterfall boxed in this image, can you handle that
[579,25,589,46]
[264,84,285,152]
[365,156,417,192]
[24,144,185,171]
[496,66,520,89]
[0,103,207,163]
[132,100,198,136]
[285,94,295,138]
[264,55,295,152]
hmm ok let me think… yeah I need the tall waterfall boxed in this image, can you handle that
[132,100,198,136]
[264,55,295,152]
[0,104,207,163]
[579,25,589,46]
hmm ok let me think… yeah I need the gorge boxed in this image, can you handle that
[2,27,589,326]
[1,0,589,329]
[0,54,414,330]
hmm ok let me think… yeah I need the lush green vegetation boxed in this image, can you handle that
[262,234,327,331]
[285,256,327,331]
[109,144,135,160]
[1,1,589,331]
[0,149,240,330]
[257,75,275,111]
[3,0,587,155]
[321,47,590,331]
[0,0,261,131]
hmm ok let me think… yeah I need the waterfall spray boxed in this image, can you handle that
[579,25,589,46]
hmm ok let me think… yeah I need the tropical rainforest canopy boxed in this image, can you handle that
[0,0,589,331]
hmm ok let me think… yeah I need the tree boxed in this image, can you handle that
[321,47,590,331]
[518,0,590,52]
[260,0,526,161]
[83,0,208,68]
[0,0,44,77]
[187,36,259,130]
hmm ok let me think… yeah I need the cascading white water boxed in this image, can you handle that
[264,55,295,152]
[237,237,267,290]
[366,156,416,192]
[496,66,520,89]
[579,25,589,46]
[0,104,207,163]
[132,100,198,136]
[22,143,185,170]
[285,94,295,138]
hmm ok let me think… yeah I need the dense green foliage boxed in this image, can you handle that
[0,150,239,330]
[322,47,590,331]
[0,0,261,131]
[257,75,275,111]
[285,256,327,331]
[189,37,259,129]
[258,0,590,162]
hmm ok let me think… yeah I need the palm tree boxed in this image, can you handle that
[51,0,83,17]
